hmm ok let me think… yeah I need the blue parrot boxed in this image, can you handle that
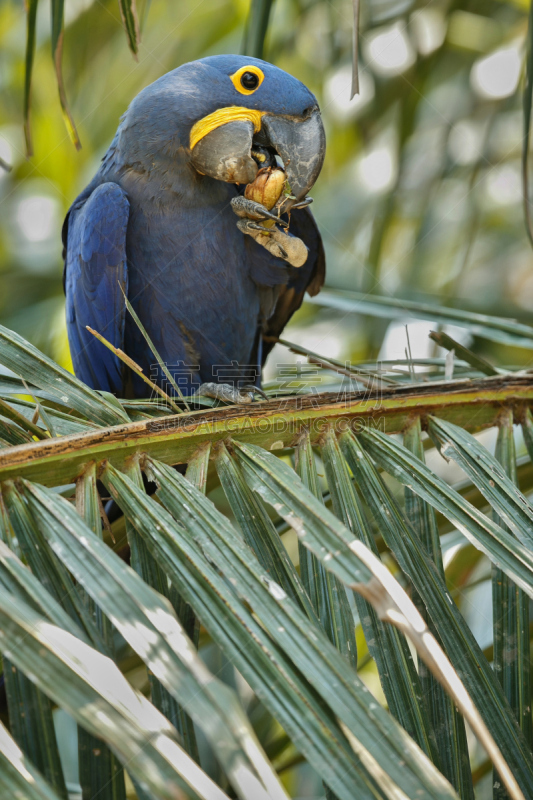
[63,55,326,403]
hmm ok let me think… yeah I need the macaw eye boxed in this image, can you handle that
[241,72,259,90]
[230,65,265,95]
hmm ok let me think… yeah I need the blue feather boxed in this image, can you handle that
[65,182,129,394]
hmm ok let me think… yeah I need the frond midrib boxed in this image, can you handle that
[0,373,532,486]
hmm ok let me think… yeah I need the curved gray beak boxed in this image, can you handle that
[188,107,325,208]
[262,108,325,210]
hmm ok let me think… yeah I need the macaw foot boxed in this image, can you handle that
[196,382,254,404]
[236,219,308,268]
[231,196,288,227]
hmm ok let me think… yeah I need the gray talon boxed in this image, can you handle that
[231,196,288,227]
[240,383,269,400]
[291,196,313,210]
[196,382,253,404]
[237,219,272,235]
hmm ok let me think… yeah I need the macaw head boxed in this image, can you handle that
[120,55,325,208]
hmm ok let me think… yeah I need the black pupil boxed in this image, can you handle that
[241,71,259,90]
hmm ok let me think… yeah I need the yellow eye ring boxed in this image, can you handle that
[230,65,264,95]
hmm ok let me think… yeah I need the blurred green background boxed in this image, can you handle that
[1,0,532,380]
[1,2,532,795]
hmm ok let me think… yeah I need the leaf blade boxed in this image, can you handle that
[295,431,358,668]
[24,476,290,800]
[102,462,371,800]
[309,289,533,349]
[23,0,38,157]
[492,412,533,755]
[342,430,533,800]
[360,426,533,600]
[321,426,437,762]
[235,440,528,800]
[0,720,64,800]
[0,586,229,800]
[214,441,317,620]
[117,0,141,56]
[50,0,80,149]
[242,0,275,59]
[0,326,128,426]
[75,464,126,800]
[402,419,474,799]
[428,417,533,547]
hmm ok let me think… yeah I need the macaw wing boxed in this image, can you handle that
[261,205,325,364]
[63,182,129,394]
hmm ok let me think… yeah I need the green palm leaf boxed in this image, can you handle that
[0,720,64,800]
[492,410,533,799]
[428,417,533,547]
[118,0,141,56]
[0,326,128,427]
[321,427,436,760]
[242,0,275,59]
[215,441,316,619]
[22,477,289,800]
[295,431,358,665]
[0,327,530,799]
[102,461,371,800]
[311,290,533,350]
[23,0,38,157]
[0,587,229,800]
[75,464,126,800]
[360,428,533,599]
[340,431,532,800]
[123,457,458,800]
[234,441,525,799]
[402,420,474,799]
[50,0,80,148]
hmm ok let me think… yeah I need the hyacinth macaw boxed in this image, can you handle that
[63,55,326,403]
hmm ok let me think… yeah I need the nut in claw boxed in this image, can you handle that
[244,167,287,212]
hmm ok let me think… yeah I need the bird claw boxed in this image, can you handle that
[196,382,254,404]
[240,383,269,400]
[237,219,272,235]
[236,220,308,267]
[231,196,288,227]
[291,196,313,210]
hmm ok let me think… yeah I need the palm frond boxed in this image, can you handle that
[0,326,531,799]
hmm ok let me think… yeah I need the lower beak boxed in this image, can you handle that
[190,120,259,184]
[262,108,325,209]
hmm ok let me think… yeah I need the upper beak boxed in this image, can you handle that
[262,108,325,210]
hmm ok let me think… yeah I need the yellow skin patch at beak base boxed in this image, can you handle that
[189,107,264,150]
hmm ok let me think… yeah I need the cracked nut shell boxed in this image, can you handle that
[244,167,287,211]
